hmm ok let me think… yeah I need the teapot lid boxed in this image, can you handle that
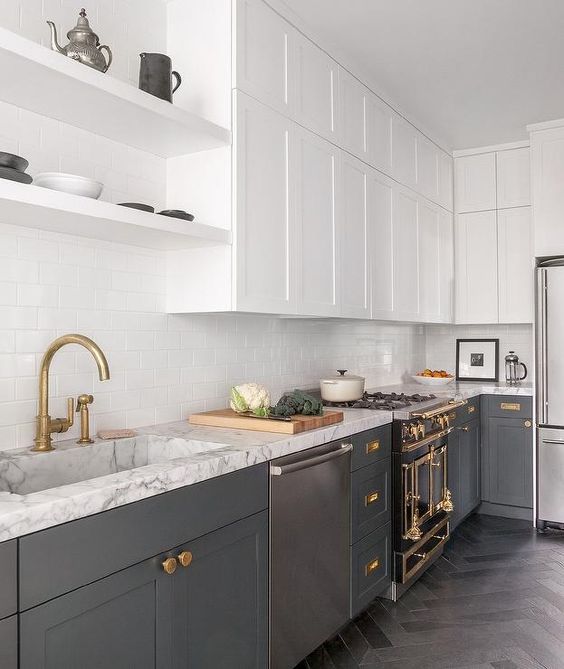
[67,8,99,41]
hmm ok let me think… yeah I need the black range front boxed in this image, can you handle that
[391,400,466,600]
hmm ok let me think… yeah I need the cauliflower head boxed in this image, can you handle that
[230,383,271,416]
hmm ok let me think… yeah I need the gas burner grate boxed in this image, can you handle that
[323,391,436,411]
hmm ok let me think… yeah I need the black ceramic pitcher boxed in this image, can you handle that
[139,53,182,102]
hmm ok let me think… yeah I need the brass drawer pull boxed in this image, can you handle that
[178,551,193,568]
[468,405,476,414]
[501,402,520,411]
[365,491,379,506]
[365,558,380,575]
[524,420,532,428]
[162,557,178,575]
[366,440,380,454]
[413,552,427,559]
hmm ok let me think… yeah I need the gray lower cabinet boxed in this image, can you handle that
[448,416,480,529]
[20,511,268,669]
[0,539,17,620]
[0,615,17,669]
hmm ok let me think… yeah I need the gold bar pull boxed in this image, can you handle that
[366,439,380,454]
[500,402,520,411]
[365,491,379,506]
[365,558,380,575]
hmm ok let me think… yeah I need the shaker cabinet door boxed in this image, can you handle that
[234,92,296,314]
[0,616,17,669]
[454,153,496,213]
[294,126,340,316]
[417,135,439,203]
[339,67,367,161]
[392,185,419,320]
[20,554,174,669]
[295,34,339,142]
[497,207,533,324]
[368,170,394,319]
[392,115,417,189]
[438,209,454,323]
[496,147,530,209]
[459,418,481,515]
[418,198,441,323]
[340,153,370,318]
[172,512,268,669]
[448,428,462,529]
[366,92,393,175]
[235,0,294,115]
[455,210,498,324]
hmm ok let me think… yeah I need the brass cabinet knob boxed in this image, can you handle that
[162,557,178,575]
[177,551,193,568]
[524,420,532,428]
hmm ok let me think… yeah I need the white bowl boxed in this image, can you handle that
[412,375,454,386]
[34,172,103,199]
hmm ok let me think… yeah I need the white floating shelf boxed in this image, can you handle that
[0,27,231,157]
[0,180,232,250]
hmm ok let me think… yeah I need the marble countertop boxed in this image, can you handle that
[0,408,392,542]
[0,381,533,542]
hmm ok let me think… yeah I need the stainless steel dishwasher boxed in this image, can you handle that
[270,440,352,669]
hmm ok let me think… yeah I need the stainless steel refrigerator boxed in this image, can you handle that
[536,258,564,529]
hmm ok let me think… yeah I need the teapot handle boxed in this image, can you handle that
[99,45,113,73]
[172,71,182,94]
[520,362,528,381]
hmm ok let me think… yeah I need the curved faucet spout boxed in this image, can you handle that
[33,334,110,452]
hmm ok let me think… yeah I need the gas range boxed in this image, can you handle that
[323,391,437,411]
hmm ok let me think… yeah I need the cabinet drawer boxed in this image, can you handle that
[0,540,16,620]
[351,522,391,617]
[350,425,392,471]
[351,458,391,543]
[20,463,268,611]
[0,615,17,669]
[484,395,532,419]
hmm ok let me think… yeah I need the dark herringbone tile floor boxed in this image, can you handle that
[297,514,564,669]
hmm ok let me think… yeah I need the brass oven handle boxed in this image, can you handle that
[162,557,178,575]
[365,558,380,575]
[412,400,467,419]
[365,491,379,506]
[177,551,193,568]
[366,439,380,454]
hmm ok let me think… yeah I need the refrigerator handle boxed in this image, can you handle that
[538,268,548,424]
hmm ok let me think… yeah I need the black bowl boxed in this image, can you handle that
[118,202,155,213]
[158,209,195,221]
[0,152,29,172]
[0,166,32,184]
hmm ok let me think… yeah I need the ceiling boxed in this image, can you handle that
[280,0,564,150]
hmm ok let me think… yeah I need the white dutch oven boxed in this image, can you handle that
[319,370,366,402]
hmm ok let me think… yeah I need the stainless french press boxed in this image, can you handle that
[505,351,527,385]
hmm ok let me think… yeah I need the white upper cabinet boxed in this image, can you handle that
[496,147,530,209]
[339,67,367,161]
[235,0,294,116]
[454,153,496,213]
[455,210,498,324]
[392,115,417,189]
[368,170,394,319]
[294,126,340,316]
[416,136,439,203]
[497,207,533,323]
[438,209,454,323]
[418,198,441,322]
[295,34,339,142]
[392,185,420,320]
[530,124,564,256]
[366,93,393,175]
[234,92,295,314]
[340,153,370,319]
[438,151,454,211]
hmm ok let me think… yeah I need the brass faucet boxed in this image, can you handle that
[32,334,110,452]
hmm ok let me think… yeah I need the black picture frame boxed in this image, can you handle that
[455,338,499,382]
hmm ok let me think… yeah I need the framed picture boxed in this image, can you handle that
[456,338,499,382]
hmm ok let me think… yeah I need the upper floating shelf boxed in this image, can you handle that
[0,27,231,158]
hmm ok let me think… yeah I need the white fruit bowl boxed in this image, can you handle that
[412,375,454,386]
[34,172,103,199]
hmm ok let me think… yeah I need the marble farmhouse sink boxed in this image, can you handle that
[0,436,226,495]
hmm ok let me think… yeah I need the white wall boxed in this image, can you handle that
[425,324,533,379]
[0,220,426,452]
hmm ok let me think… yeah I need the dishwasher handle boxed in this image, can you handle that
[270,443,353,476]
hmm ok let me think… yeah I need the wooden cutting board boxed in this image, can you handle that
[188,408,344,434]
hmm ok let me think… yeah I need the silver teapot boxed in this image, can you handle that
[47,8,112,73]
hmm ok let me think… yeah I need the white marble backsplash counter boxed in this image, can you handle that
[0,409,392,542]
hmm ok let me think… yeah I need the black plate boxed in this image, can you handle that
[158,209,195,221]
[0,166,33,184]
[118,202,155,213]
[0,152,29,172]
